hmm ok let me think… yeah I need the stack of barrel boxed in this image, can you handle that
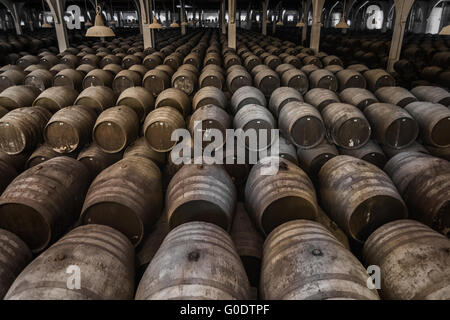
[0,28,449,301]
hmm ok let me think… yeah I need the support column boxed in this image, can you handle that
[221,0,226,34]
[181,0,186,35]
[301,0,311,44]
[246,4,252,30]
[138,0,155,49]
[387,0,415,72]
[228,0,237,49]
[262,0,269,35]
[0,0,22,35]
[46,0,69,52]
[310,0,325,53]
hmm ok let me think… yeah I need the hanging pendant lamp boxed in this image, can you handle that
[41,0,53,28]
[86,4,115,37]
[169,0,179,27]
[336,0,350,29]
[440,25,450,35]
[84,0,93,27]
[149,0,162,29]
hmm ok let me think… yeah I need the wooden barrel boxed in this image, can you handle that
[264,55,281,70]
[77,143,122,179]
[23,69,52,91]
[322,55,343,67]
[411,86,450,107]
[279,101,325,148]
[143,53,162,70]
[32,86,79,113]
[123,137,166,167]
[121,55,141,69]
[0,150,29,173]
[231,86,266,115]
[53,69,84,91]
[192,86,227,111]
[0,156,90,253]
[49,64,71,76]
[226,68,252,94]
[280,68,308,94]
[364,69,395,92]
[324,65,344,74]
[268,87,303,116]
[102,63,122,75]
[0,85,41,110]
[142,69,170,97]
[204,52,222,66]
[44,105,96,153]
[303,55,323,67]
[364,103,419,149]
[250,64,270,77]
[384,152,450,235]
[304,88,339,111]
[112,70,141,95]
[154,88,190,117]
[382,141,429,159]
[199,68,225,90]
[300,64,319,75]
[81,156,162,246]
[128,64,148,77]
[245,157,318,235]
[171,69,198,96]
[336,69,366,90]
[375,87,417,107]
[75,86,116,115]
[425,145,450,161]
[0,70,25,93]
[135,221,251,300]
[0,228,32,299]
[233,104,276,151]
[0,107,51,155]
[0,159,17,194]
[93,106,139,153]
[339,88,378,110]
[363,220,450,299]
[117,87,154,122]
[25,144,66,168]
[267,136,299,165]
[60,54,79,68]
[99,54,121,68]
[39,55,59,69]
[316,207,350,249]
[309,69,338,92]
[16,55,40,69]
[319,155,407,242]
[404,102,450,147]
[143,107,185,152]
[76,64,96,75]
[283,55,302,68]
[230,203,263,288]
[261,220,380,300]
[224,54,242,69]
[322,103,371,149]
[275,63,295,76]
[163,53,182,71]
[338,140,387,168]
[166,163,236,231]
[254,68,280,97]
[4,224,134,300]
[0,106,7,118]
[82,69,114,89]
[244,55,261,72]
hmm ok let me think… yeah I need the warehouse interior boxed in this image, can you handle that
[0,0,448,302]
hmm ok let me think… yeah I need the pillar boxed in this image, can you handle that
[228,0,237,49]
[310,0,325,53]
[180,0,186,35]
[138,0,155,49]
[387,0,415,72]
[221,0,226,34]
[45,0,69,52]
[262,0,269,35]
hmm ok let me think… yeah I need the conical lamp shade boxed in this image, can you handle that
[170,19,179,27]
[86,7,115,37]
[296,18,306,27]
[276,20,283,26]
[440,25,450,35]
[336,16,349,29]
[42,22,53,28]
[149,17,163,29]
[85,20,93,27]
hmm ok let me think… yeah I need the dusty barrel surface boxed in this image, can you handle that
[23,69,53,91]
[278,101,325,148]
[135,221,251,300]
[281,69,309,94]
[32,86,79,113]
[171,68,198,96]
[411,86,450,107]
[166,163,236,231]
[154,88,191,117]
[339,88,378,110]
[0,160,17,194]
[268,87,303,116]
[0,228,32,299]
[112,70,141,95]
[142,69,170,97]
[364,69,395,92]
[192,86,227,111]
[339,140,387,169]
[404,101,450,148]
[230,203,264,288]
[375,86,418,107]
[304,88,340,111]
[309,69,338,92]
[364,103,419,149]
[336,69,366,90]
[117,87,154,122]
[75,86,116,115]
[226,68,252,94]
[77,143,122,179]
[321,103,371,149]
[297,138,339,181]
[0,156,90,253]
[384,152,450,235]
[261,220,380,300]
[363,220,450,300]
[44,105,96,153]
[93,105,139,153]
[319,155,407,242]
[254,68,280,97]
[81,156,163,247]
[245,157,319,235]
[4,224,135,300]
[25,143,68,168]
[53,69,84,91]
[124,137,166,167]
[231,86,267,115]
[0,85,41,110]
[82,69,114,89]
[0,106,52,155]
[143,106,185,152]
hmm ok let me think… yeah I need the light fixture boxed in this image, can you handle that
[276,20,283,26]
[84,0,93,27]
[86,4,115,37]
[41,0,53,28]
[440,25,450,35]
[169,0,179,27]
[149,0,162,29]
[336,0,350,29]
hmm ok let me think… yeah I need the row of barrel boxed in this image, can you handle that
[0,29,449,300]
